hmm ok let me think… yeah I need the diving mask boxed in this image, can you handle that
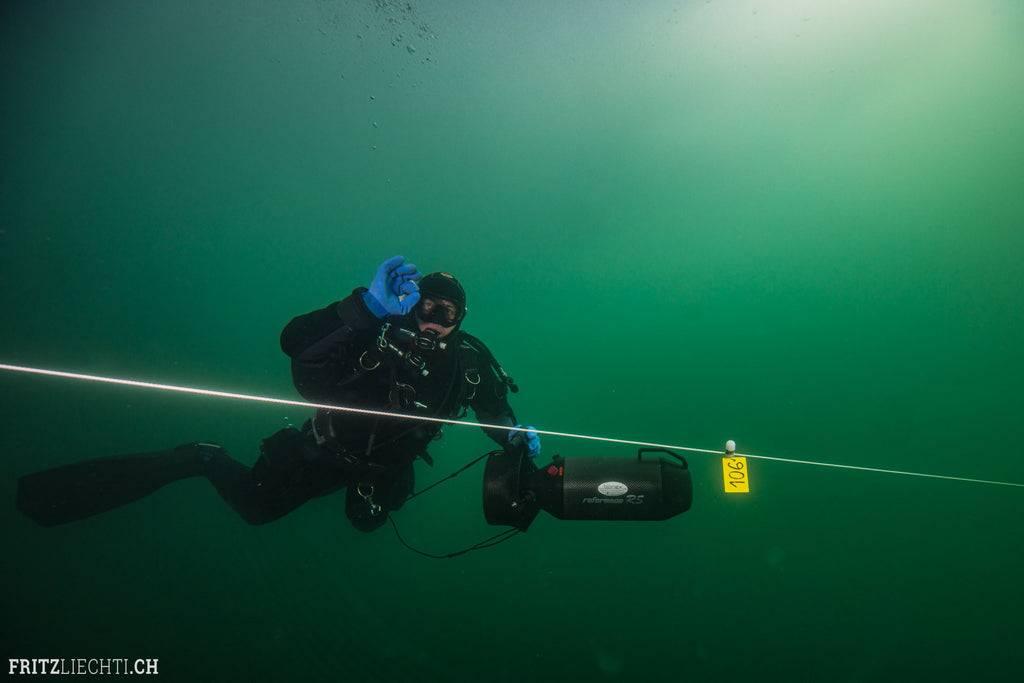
[415,297,464,328]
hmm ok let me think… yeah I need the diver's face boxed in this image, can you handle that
[415,297,462,338]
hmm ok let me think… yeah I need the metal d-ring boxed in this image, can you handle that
[359,351,381,371]
[357,482,383,517]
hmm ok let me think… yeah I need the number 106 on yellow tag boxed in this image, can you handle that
[722,457,749,493]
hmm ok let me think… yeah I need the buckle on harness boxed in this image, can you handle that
[390,383,427,411]
[311,414,335,447]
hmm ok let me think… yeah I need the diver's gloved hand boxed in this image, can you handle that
[507,425,541,459]
[363,255,422,317]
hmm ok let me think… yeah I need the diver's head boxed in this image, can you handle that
[414,272,466,338]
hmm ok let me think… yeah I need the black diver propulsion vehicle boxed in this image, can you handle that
[482,444,693,531]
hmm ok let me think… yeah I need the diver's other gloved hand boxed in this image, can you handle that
[363,255,422,317]
[507,425,541,459]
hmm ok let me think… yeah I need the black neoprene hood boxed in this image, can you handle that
[418,272,466,311]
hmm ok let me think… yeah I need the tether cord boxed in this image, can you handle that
[387,515,520,560]
[2,363,1022,489]
[387,450,517,559]
[406,451,492,503]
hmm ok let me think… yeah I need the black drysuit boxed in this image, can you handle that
[15,288,518,531]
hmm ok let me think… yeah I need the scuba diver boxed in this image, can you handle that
[16,255,541,532]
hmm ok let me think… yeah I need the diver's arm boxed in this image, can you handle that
[473,380,541,458]
[280,288,380,399]
[280,288,380,361]
[470,376,518,446]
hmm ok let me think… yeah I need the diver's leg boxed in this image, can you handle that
[203,427,349,525]
[16,429,350,527]
[16,443,215,526]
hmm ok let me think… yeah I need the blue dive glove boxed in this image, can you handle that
[363,255,422,317]
[508,425,541,459]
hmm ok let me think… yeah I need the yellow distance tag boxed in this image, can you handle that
[723,457,749,493]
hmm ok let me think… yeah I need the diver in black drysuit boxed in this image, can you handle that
[15,256,541,532]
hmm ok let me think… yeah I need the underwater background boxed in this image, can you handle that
[2,0,1022,680]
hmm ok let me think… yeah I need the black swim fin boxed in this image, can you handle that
[15,443,221,526]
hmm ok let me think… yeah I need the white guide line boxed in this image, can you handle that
[1,363,1021,489]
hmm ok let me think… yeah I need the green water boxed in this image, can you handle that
[2,1,1022,680]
